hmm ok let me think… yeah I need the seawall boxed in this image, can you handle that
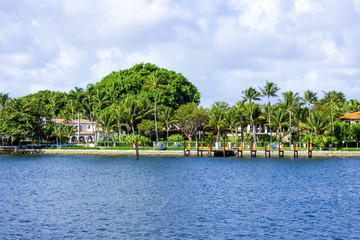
[10,149,360,158]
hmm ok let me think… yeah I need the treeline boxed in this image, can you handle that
[0,63,360,150]
[0,63,200,146]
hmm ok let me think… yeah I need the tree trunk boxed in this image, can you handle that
[249,100,256,145]
[154,89,159,143]
[166,123,169,147]
[268,98,272,143]
[235,127,238,144]
[106,133,109,147]
[241,126,244,145]
[77,111,80,143]
[89,99,93,122]
[289,111,292,147]
[126,123,129,135]
[131,121,135,135]
[118,123,122,143]
[331,104,334,136]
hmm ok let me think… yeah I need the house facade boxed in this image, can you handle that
[339,112,360,124]
[54,119,96,143]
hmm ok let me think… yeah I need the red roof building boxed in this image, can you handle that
[339,112,360,123]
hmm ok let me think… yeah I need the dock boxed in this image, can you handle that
[184,141,313,158]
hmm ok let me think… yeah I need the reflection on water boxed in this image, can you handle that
[0,155,359,239]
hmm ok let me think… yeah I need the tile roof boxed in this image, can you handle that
[339,112,360,120]
[53,119,95,124]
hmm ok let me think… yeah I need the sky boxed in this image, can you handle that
[1,0,360,107]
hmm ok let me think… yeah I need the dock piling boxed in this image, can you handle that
[308,142,312,158]
[293,141,298,158]
[279,142,284,158]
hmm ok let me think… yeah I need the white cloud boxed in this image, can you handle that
[294,0,313,13]
[1,0,360,106]
[231,0,281,33]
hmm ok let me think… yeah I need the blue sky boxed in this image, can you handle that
[1,0,360,107]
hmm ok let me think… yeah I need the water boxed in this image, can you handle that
[0,155,360,239]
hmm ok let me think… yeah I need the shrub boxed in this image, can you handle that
[123,135,151,147]
[155,142,167,150]
[172,142,182,147]
[168,134,184,143]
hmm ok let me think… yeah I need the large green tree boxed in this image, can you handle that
[174,103,208,141]
[96,63,200,109]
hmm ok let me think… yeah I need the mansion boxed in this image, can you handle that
[53,119,96,143]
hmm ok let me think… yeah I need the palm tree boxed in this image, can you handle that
[159,107,177,146]
[64,125,75,145]
[123,97,140,135]
[224,107,239,142]
[279,91,303,146]
[0,93,11,112]
[234,101,247,144]
[68,87,85,143]
[304,111,328,136]
[0,93,11,138]
[65,101,77,121]
[322,91,345,136]
[259,81,279,143]
[212,101,230,110]
[93,88,110,121]
[110,103,125,143]
[93,88,110,143]
[206,107,226,142]
[83,83,95,122]
[344,99,360,114]
[143,70,168,143]
[271,108,289,144]
[48,95,60,122]
[302,90,317,120]
[99,112,116,147]
[52,123,66,148]
[242,87,261,144]
[293,108,307,148]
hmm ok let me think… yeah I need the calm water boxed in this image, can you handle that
[0,155,360,239]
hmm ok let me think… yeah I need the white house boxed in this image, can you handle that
[54,119,96,143]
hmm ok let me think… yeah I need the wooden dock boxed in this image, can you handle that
[184,141,313,158]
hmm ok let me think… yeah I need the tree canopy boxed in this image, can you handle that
[96,63,200,109]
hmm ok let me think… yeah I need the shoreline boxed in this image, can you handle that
[6,149,360,157]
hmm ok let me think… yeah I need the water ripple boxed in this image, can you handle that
[0,155,360,239]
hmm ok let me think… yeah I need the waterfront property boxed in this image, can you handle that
[339,111,360,123]
[53,119,96,143]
